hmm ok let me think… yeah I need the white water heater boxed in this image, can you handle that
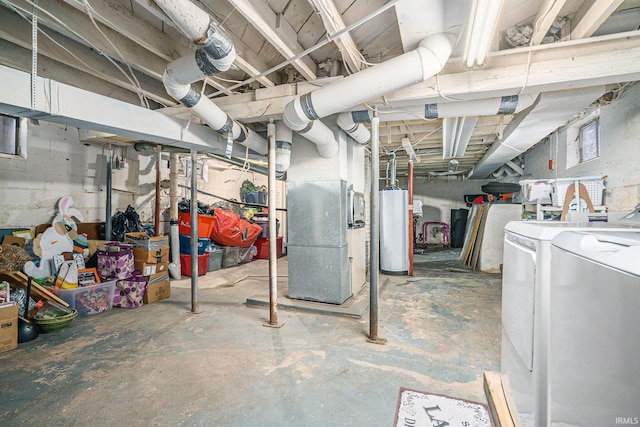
[380,188,408,275]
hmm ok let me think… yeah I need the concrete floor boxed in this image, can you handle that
[0,248,502,426]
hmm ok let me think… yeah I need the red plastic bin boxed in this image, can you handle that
[178,212,215,239]
[180,253,209,277]
[254,237,283,259]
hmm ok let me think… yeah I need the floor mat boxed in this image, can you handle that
[394,387,494,427]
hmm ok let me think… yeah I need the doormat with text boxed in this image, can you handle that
[393,387,494,427]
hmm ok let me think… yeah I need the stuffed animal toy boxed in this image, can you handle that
[24,196,87,278]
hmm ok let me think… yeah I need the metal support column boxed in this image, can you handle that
[190,149,200,313]
[105,146,113,240]
[408,160,414,276]
[169,152,181,278]
[154,145,161,236]
[265,121,282,328]
[368,110,385,344]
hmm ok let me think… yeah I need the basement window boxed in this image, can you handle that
[0,114,26,158]
[579,120,600,163]
[0,114,18,155]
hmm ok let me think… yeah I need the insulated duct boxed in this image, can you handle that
[335,94,538,146]
[274,120,292,176]
[284,32,455,156]
[155,0,270,160]
[468,86,605,179]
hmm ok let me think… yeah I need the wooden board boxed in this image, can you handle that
[460,204,482,264]
[483,371,520,427]
[464,204,486,266]
[0,271,69,307]
[472,205,490,270]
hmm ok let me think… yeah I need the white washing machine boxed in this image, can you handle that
[549,231,640,426]
[501,220,640,427]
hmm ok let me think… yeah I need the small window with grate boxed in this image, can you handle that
[579,119,599,163]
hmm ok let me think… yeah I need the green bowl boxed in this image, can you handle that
[33,309,78,333]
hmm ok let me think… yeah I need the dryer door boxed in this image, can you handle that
[502,233,537,371]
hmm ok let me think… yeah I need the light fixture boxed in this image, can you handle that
[448,159,460,172]
[442,116,479,159]
[464,0,505,67]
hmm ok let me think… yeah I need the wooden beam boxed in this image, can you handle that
[483,371,521,427]
[226,0,318,80]
[531,0,567,45]
[201,33,640,122]
[0,12,174,106]
[0,40,146,106]
[305,0,362,73]
[569,0,624,40]
[132,0,278,88]
[61,0,184,62]
[4,0,167,79]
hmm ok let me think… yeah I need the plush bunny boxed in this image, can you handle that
[24,196,86,278]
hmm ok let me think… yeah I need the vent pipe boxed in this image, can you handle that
[274,120,292,176]
[284,33,455,154]
[155,0,269,158]
[336,94,538,146]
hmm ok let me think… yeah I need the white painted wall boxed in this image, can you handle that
[0,121,163,228]
[0,120,283,237]
[399,175,490,244]
[523,83,640,213]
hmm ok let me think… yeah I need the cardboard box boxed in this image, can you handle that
[1,235,25,247]
[133,246,170,264]
[88,240,110,258]
[134,261,169,276]
[124,232,169,251]
[143,280,170,304]
[147,271,169,283]
[0,303,18,353]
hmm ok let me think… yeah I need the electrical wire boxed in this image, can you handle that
[208,0,403,98]
[8,0,152,108]
[80,0,149,108]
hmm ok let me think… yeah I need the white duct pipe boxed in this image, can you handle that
[336,93,538,146]
[155,0,268,157]
[274,121,292,175]
[336,111,371,146]
[285,33,454,155]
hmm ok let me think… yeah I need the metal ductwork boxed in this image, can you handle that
[468,86,606,179]
[155,0,273,164]
[284,32,455,156]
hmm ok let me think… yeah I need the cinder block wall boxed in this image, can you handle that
[0,120,284,234]
[523,83,640,213]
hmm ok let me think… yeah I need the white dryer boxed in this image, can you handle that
[549,231,640,426]
[501,221,640,426]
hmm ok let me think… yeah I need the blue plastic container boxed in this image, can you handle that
[179,234,209,255]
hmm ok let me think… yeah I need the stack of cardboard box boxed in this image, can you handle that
[124,232,171,304]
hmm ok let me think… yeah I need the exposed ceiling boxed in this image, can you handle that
[0,0,639,177]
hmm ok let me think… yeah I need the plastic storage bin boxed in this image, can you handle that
[254,237,283,259]
[252,214,280,239]
[178,234,209,255]
[551,177,604,207]
[178,212,215,238]
[180,253,208,277]
[207,248,223,272]
[53,280,116,317]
